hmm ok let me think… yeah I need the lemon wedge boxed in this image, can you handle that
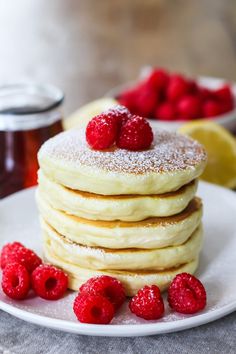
[178,121,236,188]
[63,97,118,130]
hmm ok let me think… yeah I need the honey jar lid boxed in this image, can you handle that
[0,82,64,131]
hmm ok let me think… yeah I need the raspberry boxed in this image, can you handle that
[214,84,233,103]
[187,80,199,94]
[31,264,68,300]
[155,102,176,121]
[73,293,114,324]
[79,275,126,311]
[168,273,207,314]
[220,100,234,114]
[129,285,164,320]
[1,242,23,269]
[146,69,169,90]
[1,262,30,300]
[177,95,201,119]
[117,116,153,151]
[105,105,131,129]
[203,100,221,117]
[118,83,158,118]
[117,88,138,114]
[86,113,119,150]
[134,85,158,118]
[212,85,234,114]
[199,87,213,101]
[1,242,42,273]
[167,75,189,102]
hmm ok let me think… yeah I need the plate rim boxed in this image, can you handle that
[0,298,235,337]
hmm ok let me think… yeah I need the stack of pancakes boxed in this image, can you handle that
[37,129,207,296]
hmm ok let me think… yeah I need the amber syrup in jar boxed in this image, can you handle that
[0,83,64,198]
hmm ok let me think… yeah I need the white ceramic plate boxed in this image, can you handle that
[106,76,236,132]
[0,182,236,337]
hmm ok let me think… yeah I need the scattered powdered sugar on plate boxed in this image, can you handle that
[39,129,207,174]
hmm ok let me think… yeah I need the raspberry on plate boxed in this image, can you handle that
[1,242,23,269]
[31,264,68,300]
[0,242,42,273]
[117,115,153,151]
[168,272,207,314]
[79,275,126,311]
[1,262,30,300]
[73,293,114,324]
[129,285,164,320]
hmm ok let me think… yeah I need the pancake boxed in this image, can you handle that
[38,170,198,221]
[44,245,199,296]
[36,191,202,249]
[38,129,207,195]
[42,219,203,271]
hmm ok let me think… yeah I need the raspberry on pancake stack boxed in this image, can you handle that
[36,106,207,296]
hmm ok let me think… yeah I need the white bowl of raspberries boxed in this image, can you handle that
[108,68,236,132]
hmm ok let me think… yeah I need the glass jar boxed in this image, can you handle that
[0,83,64,198]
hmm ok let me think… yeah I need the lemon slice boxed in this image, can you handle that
[63,97,118,130]
[178,121,236,188]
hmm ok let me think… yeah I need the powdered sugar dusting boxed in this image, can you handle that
[104,104,130,117]
[39,129,207,174]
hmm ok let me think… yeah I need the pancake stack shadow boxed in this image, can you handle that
[36,129,207,296]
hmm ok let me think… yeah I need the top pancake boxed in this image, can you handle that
[38,129,207,195]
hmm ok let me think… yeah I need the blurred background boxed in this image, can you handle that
[0,0,235,115]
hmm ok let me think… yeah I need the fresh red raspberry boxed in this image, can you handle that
[198,87,213,101]
[86,113,119,150]
[117,116,153,151]
[203,100,221,117]
[1,242,42,273]
[105,105,131,128]
[187,80,199,94]
[167,75,189,102]
[118,83,158,118]
[134,85,158,118]
[1,242,23,269]
[168,273,207,314]
[73,293,114,324]
[1,262,30,300]
[212,85,234,114]
[79,275,126,311]
[31,264,68,300]
[155,102,176,121]
[146,68,169,90]
[214,84,233,103]
[129,285,164,320]
[177,95,201,119]
[219,100,234,114]
[117,88,138,114]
